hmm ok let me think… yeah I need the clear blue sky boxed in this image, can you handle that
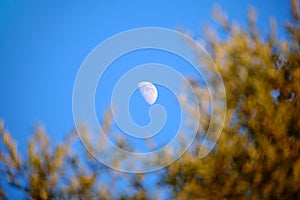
[0,0,289,148]
[0,0,290,196]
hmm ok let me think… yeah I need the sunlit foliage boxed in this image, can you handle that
[163,1,300,199]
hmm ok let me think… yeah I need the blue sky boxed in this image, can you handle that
[0,0,290,196]
[0,0,289,149]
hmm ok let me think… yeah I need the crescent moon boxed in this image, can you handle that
[138,81,158,105]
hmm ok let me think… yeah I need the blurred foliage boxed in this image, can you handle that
[0,122,149,199]
[163,0,300,199]
[1,0,300,199]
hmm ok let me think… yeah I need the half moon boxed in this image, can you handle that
[138,81,158,105]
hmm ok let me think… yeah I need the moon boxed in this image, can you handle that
[138,81,158,105]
